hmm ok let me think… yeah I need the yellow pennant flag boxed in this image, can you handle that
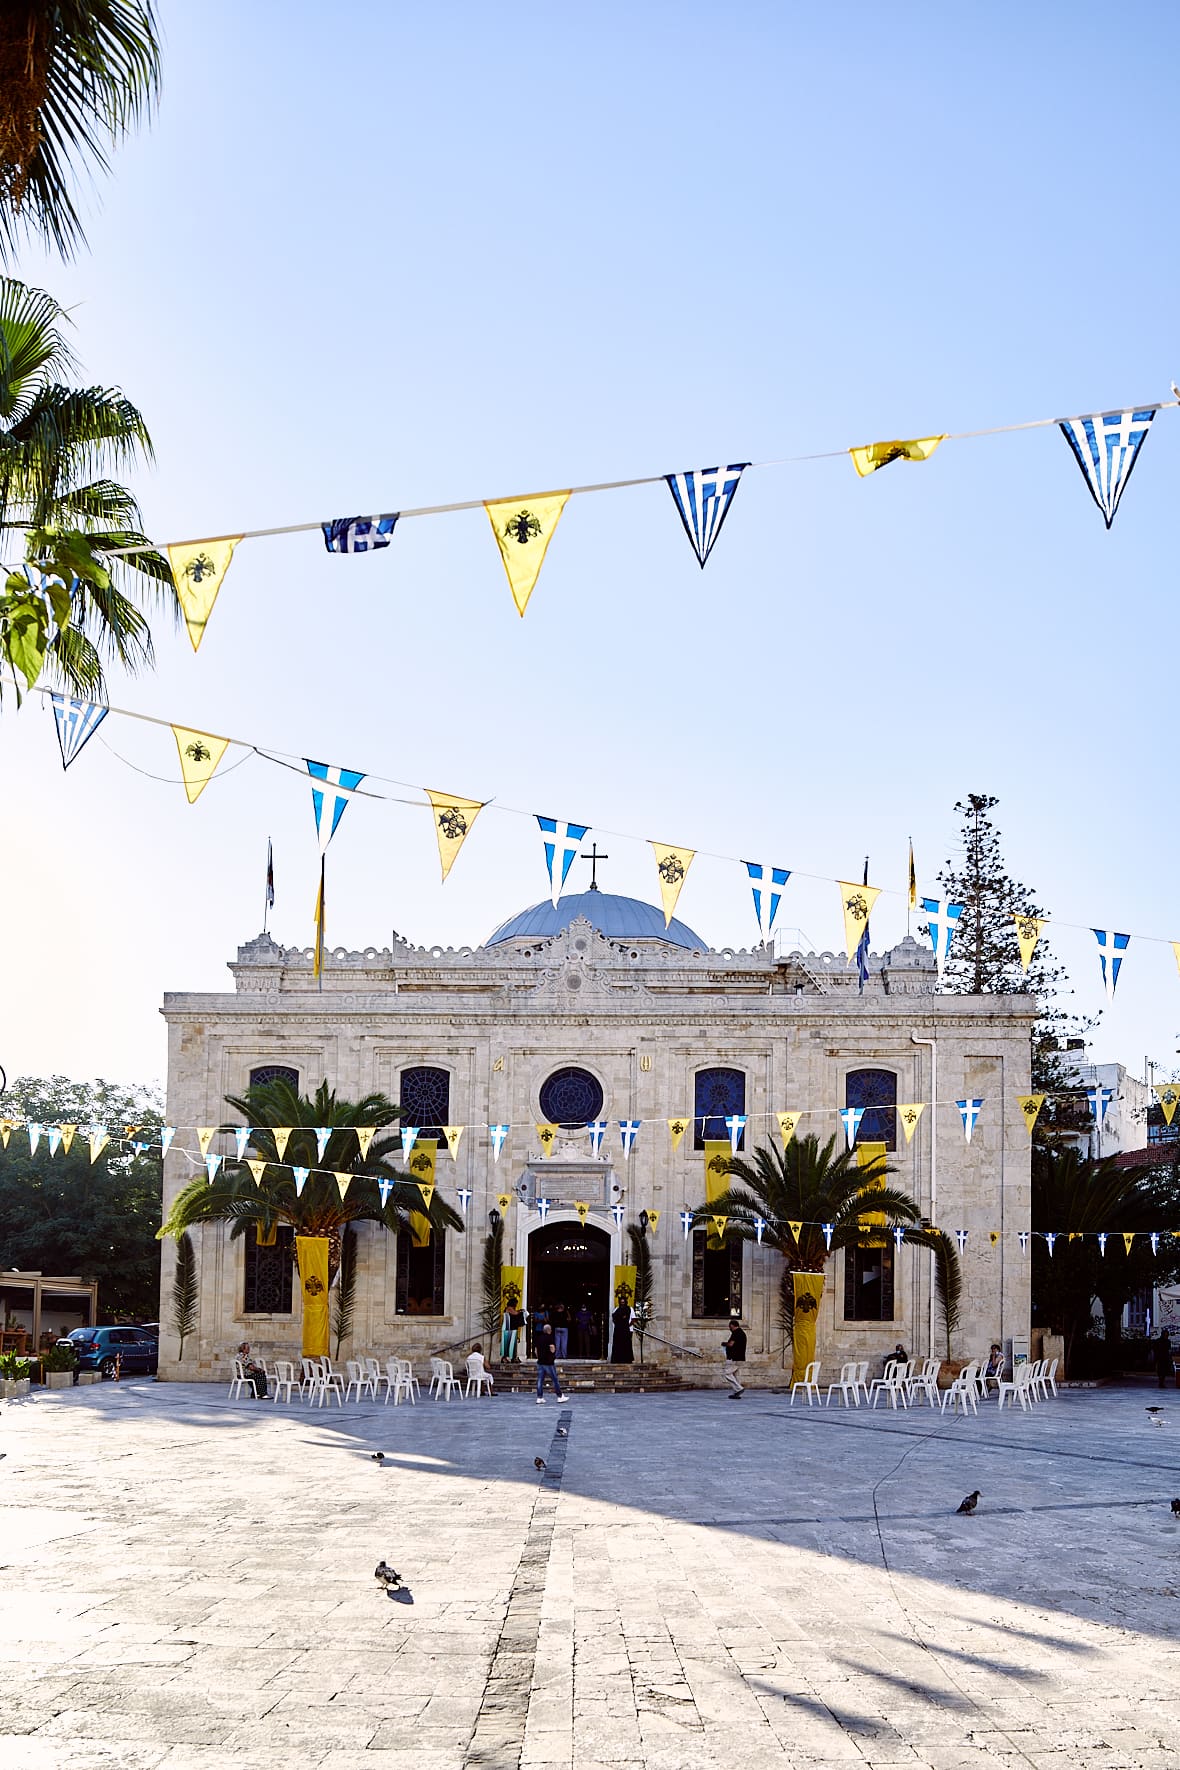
[787,1219,803,1243]
[897,1103,925,1144]
[1013,914,1044,973]
[574,1199,589,1224]
[172,725,231,804]
[443,1124,464,1161]
[1155,1084,1180,1126]
[613,1265,637,1307]
[295,1235,330,1357]
[849,435,946,477]
[246,1160,267,1185]
[838,881,880,960]
[645,1209,660,1233]
[1016,1094,1045,1135]
[1173,941,1180,979]
[167,538,241,652]
[1123,1232,1135,1255]
[536,1123,558,1158]
[777,1111,802,1146]
[708,1214,728,1246]
[197,1128,216,1158]
[0,1120,11,1147]
[791,1271,825,1384]
[59,1124,76,1155]
[425,789,485,882]
[650,842,694,926]
[704,1141,731,1204]
[273,1128,292,1161]
[256,1222,277,1247]
[667,1117,689,1151]
[496,1191,512,1213]
[989,1230,1000,1247]
[355,1127,375,1158]
[89,1127,110,1163]
[335,1171,352,1201]
[484,491,570,616]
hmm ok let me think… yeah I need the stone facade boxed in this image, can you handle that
[158,901,1035,1382]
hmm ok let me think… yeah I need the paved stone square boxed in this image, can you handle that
[1,1379,1178,1769]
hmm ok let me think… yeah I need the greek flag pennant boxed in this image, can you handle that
[609,1201,625,1227]
[957,1099,983,1142]
[292,1166,310,1196]
[401,1127,419,1160]
[88,1125,109,1163]
[160,1126,175,1159]
[665,464,748,567]
[314,1128,331,1162]
[919,896,964,977]
[618,1119,641,1157]
[27,1123,42,1156]
[955,1229,969,1254]
[822,1222,833,1251]
[456,1187,472,1213]
[680,1209,694,1241]
[306,759,365,853]
[49,693,107,769]
[725,1114,747,1154]
[744,861,791,936]
[46,1126,62,1157]
[1018,1230,1030,1252]
[1151,1232,1160,1255]
[754,1216,766,1245]
[1097,1232,1107,1256]
[234,1127,251,1160]
[1092,929,1130,1000]
[321,512,398,553]
[536,1196,550,1221]
[839,1106,864,1149]
[1088,1085,1113,1124]
[587,1121,608,1156]
[377,1176,395,1207]
[536,816,590,906]
[205,1153,223,1183]
[1058,407,1156,528]
[1044,1231,1057,1257]
[893,1226,905,1250]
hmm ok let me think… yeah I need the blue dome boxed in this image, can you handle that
[485,890,707,950]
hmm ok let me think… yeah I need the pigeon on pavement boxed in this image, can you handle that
[371,1451,386,1462]
[534,1457,546,1472]
[1171,1499,1180,1516]
[956,1491,981,1515]
[556,1426,568,1437]
[374,1561,401,1589]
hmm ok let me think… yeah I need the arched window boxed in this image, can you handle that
[539,1067,604,1126]
[244,1226,294,1314]
[694,1067,746,1150]
[691,1232,743,1318]
[249,1064,299,1089]
[846,1067,897,1150]
[399,1066,451,1142]
[844,1243,895,1321]
[396,1230,446,1315]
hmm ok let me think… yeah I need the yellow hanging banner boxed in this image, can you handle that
[645,1209,660,1233]
[1155,1084,1180,1126]
[167,537,242,652]
[857,1141,887,1240]
[704,1141,731,1205]
[197,1127,216,1157]
[484,491,570,617]
[408,1138,437,1244]
[777,1111,802,1146]
[1016,1094,1045,1135]
[335,1171,352,1201]
[897,1103,925,1144]
[1014,914,1044,973]
[59,1124,76,1154]
[1123,1232,1135,1254]
[172,726,231,804]
[536,1123,558,1158]
[256,1222,276,1247]
[849,435,946,477]
[355,1127,375,1158]
[500,1267,524,1312]
[613,1265,637,1308]
[425,789,485,882]
[574,1199,589,1224]
[667,1116,689,1151]
[246,1160,267,1185]
[791,1271,825,1384]
[837,880,880,960]
[295,1235,330,1357]
[273,1128,292,1161]
[443,1124,464,1160]
[649,842,694,926]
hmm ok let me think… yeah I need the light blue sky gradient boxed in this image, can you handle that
[5,0,1178,1085]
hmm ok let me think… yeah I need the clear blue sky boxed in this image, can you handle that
[5,0,1178,1087]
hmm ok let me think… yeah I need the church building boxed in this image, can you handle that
[157,886,1034,1383]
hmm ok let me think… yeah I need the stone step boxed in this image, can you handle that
[491,1360,689,1394]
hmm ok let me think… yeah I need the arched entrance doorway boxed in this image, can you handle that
[527,1220,611,1359]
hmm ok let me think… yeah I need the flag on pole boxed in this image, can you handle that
[266,840,275,911]
[957,1099,983,1142]
[49,693,107,769]
[849,435,946,476]
[908,839,917,909]
[665,464,748,567]
[306,760,365,852]
[919,896,964,977]
[1092,929,1130,999]
[744,861,791,936]
[1058,408,1156,527]
[312,858,326,981]
[536,816,590,905]
[485,492,570,616]
[321,513,398,553]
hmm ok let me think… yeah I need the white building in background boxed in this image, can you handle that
[1052,1057,1151,1159]
[156,890,1035,1384]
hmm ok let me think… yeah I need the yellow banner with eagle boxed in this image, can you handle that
[791,1271,825,1385]
[296,1235,330,1357]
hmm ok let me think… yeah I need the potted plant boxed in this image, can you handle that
[0,1352,31,1398]
[41,1343,78,1389]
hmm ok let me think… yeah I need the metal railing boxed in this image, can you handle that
[641,1330,704,1360]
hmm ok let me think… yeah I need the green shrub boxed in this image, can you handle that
[41,1343,77,1373]
[0,1352,31,1380]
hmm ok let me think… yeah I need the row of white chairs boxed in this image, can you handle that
[787,1355,1060,1414]
[228,1352,495,1405]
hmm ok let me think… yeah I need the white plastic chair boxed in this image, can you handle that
[400,1359,422,1401]
[940,1362,980,1415]
[824,1361,861,1408]
[789,1360,821,1405]
[309,1360,343,1408]
[996,1361,1035,1411]
[852,1359,871,1403]
[433,1359,463,1400]
[465,1354,494,1398]
[227,1358,251,1401]
[1040,1356,1059,1398]
[299,1357,321,1398]
[1026,1358,1046,1402]
[383,1357,410,1405]
[364,1357,388,1399]
[427,1356,444,1397]
[907,1358,941,1407]
[868,1361,910,1409]
[271,1359,298,1402]
[344,1359,373,1402]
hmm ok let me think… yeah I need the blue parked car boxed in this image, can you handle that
[58,1326,159,1379]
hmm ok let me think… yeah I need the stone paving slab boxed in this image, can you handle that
[1,1380,1179,1767]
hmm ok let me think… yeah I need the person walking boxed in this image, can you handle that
[1154,1328,1174,1390]
[723,1316,747,1398]
[535,1319,568,1405]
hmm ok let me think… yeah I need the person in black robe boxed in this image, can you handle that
[610,1301,633,1364]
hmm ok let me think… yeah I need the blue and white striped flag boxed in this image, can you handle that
[306,759,365,852]
[587,1121,608,1156]
[1092,929,1129,1000]
[610,1201,625,1228]
[489,1124,509,1162]
[50,693,107,770]
[919,896,964,978]
[957,1098,983,1143]
[1044,1232,1056,1257]
[321,513,399,553]
[205,1153,223,1183]
[27,1123,42,1156]
[315,1128,331,1161]
[744,861,791,936]
[839,1106,863,1148]
[536,1196,550,1221]
[1059,408,1156,528]
[665,464,748,567]
[536,815,589,906]
[1088,1085,1113,1125]
[618,1119,641,1157]
[292,1166,309,1196]
[234,1127,251,1160]
[955,1229,969,1253]
[680,1209,694,1241]
[377,1176,395,1207]
[725,1113,747,1154]
[400,1127,419,1160]
[457,1187,472,1213]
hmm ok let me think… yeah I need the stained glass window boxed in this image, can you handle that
[843,1242,895,1320]
[691,1232,743,1318]
[846,1067,897,1150]
[399,1067,451,1141]
[243,1226,294,1314]
[249,1065,299,1089]
[396,1230,446,1315]
[539,1067,605,1126]
[693,1067,746,1149]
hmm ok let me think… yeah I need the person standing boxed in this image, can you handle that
[535,1319,568,1405]
[575,1302,592,1358]
[722,1316,747,1398]
[553,1302,569,1360]
[610,1299,634,1364]
[1154,1327,1174,1390]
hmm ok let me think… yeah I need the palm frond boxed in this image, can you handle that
[480,1217,504,1338]
[626,1221,654,1310]
[169,1230,198,1361]
[332,1227,357,1358]
[904,1226,962,1359]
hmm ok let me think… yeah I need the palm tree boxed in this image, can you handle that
[1,277,174,701]
[0,2,162,261]
[695,1134,930,1352]
[158,1077,464,1281]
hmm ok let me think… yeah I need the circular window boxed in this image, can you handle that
[539,1066,604,1126]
